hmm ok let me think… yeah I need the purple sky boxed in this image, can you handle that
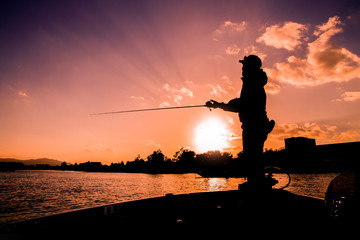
[1,0,360,163]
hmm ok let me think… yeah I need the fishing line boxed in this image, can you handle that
[90,105,207,115]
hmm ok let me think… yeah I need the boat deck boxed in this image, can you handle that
[3,187,343,236]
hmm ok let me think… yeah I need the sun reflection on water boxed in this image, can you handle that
[206,178,228,191]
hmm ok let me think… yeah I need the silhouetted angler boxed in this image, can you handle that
[206,55,275,189]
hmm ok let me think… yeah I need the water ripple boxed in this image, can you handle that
[0,170,338,224]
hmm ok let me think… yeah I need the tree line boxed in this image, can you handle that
[59,149,235,174]
[0,147,347,173]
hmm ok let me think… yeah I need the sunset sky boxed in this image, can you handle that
[1,0,360,164]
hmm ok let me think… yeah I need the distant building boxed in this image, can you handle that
[285,137,316,152]
[284,137,359,171]
[285,137,359,158]
[316,141,360,162]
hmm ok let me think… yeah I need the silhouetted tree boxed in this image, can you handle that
[173,148,196,172]
[147,150,167,173]
[196,150,233,167]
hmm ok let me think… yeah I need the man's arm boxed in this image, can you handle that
[206,98,242,113]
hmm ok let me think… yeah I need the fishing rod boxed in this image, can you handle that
[90,104,207,115]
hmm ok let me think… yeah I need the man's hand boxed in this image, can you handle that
[206,100,221,109]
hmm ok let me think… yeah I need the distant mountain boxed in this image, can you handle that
[0,158,63,166]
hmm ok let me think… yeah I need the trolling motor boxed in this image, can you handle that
[265,166,291,190]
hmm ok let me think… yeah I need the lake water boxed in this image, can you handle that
[0,170,339,224]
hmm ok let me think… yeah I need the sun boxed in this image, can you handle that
[194,118,230,153]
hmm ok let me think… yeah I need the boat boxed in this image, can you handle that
[1,171,357,237]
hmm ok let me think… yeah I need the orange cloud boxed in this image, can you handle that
[266,16,360,87]
[270,122,360,144]
[213,20,247,42]
[163,83,193,98]
[162,83,193,106]
[266,56,314,86]
[17,91,28,97]
[335,91,360,102]
[265,81,281,94]
[216,20,247,34]
[332,130,360,141]
[225,44,241,55]
[257,21,308,51]
[159,101,171,107]
[307,16,360,83]
[130,95,145,101]
[270,122,335,141]
[207,84,228,96]
[144,139,161,148]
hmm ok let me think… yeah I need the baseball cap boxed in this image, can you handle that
[239,55,262,68]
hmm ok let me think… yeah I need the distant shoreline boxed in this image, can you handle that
[1,145,353,174]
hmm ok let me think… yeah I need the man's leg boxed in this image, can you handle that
[243,129,265,189]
